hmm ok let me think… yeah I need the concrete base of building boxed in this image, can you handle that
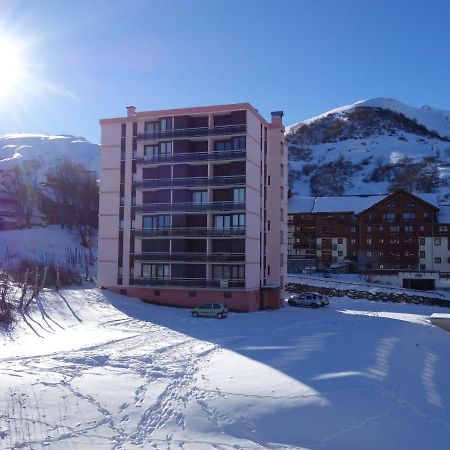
[105,286,281,312]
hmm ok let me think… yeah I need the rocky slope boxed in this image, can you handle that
[286,98,450,201]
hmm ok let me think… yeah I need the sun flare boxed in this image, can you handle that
[0,38,24,98]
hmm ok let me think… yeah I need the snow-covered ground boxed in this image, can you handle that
[1,288,450,449]
[0,225,97,273]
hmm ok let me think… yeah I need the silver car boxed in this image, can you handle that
[288,293,327,308]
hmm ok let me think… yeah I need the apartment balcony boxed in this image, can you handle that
[316,244,337,250]
[131,277,245,288]
[135,227,246,238]
[136,150,246,165]
[133,175,245,189]
[133,252,245,262]
[135,201,245,213]
[137,124,246,141]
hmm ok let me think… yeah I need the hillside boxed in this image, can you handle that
[0,134,100,180]
[287,98,450,200]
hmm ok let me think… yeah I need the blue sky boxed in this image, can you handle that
[0,0,449,143]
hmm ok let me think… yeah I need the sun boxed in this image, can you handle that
[0,39,24,98]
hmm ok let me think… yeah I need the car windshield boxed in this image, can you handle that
[199,304,212,309]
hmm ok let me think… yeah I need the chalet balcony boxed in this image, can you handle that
[133,175,245,189]
[135,227,245,238]
[316,244,337,250]
[133,252,245,262]
[135,201,245,213]
[136,150,246,165]
[131,277,245,288]
[137,124,246,140]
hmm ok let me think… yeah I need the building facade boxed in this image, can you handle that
[288,191,450,289]
[98,103,287,311]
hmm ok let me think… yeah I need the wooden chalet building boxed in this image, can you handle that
[288,191,450,290]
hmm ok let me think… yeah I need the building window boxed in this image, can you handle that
[434,238,442,246]
[390,225,400,233]
[160,117,173,131]
[160,141,172,155]
[439,225,448,232]
[233,188,245,203]
[435,257,442,264]
[144,121,158,133]
[366,238,372,244]
[405,201,416,207]
[404,225,414,233]
[367,251,372,257]
[141,264,170,278]
[420,264,426,270]
[338,251,343,256]
[419,238,425,245]
[214,214,245,229]
[424,212,429,218]
[213,265,245,280]
[386,202,396,208]
[379,226,384,232]
[288,238,291,244]
[403,212,415,221]
[419,225,425,232]
[280,253,284,266]
[351,227,356,233]
[379,264,384,269]
[119,219,124,229]
[288,250,291,255]
[280,186,284,199]
[232,136,246,150]
[351,239,356,244]
[420,251,425,258]
[193,191,208,204]
[383,213,396,222]
[143,215,170,229]
[215,140,232,152]
[367,226,372,233]
[120,196,125,206]
[144,144,158,157]
[338,238,343,244]
[379,238,384,244]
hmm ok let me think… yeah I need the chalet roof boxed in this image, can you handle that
[288,195,386,214]
[288,192,441,215]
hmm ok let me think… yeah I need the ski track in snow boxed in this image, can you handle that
[1,287,450,449]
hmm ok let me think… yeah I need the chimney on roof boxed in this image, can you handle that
[126,106,136,117]
[271,110,284,126]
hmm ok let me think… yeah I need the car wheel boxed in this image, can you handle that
[217,312,223,319]
[192,311,199,317]
[288,300,296,306]
[312,303,318,308]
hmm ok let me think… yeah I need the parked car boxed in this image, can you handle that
[287,293,327,308]
[191,303,229,319]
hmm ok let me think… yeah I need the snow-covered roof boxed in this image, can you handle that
[288,196,316,213]
[289,195,386,214]
[289,192,442,215]
[413,193,439,208]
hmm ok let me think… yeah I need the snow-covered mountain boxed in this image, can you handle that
[287,98,450,201]
[0,134,99,180]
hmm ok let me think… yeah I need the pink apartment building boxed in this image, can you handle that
[98,103,287,311]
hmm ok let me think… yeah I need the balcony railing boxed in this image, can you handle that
[133,252,245,262]
[316,244,337,250]
[136,149,246,165]
[133,175,245,189]
[135,227,246,237]
[137,124,246,140]
[135,201,245,213]
[131,277,245,288]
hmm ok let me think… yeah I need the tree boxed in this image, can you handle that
[46,157,99,241]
